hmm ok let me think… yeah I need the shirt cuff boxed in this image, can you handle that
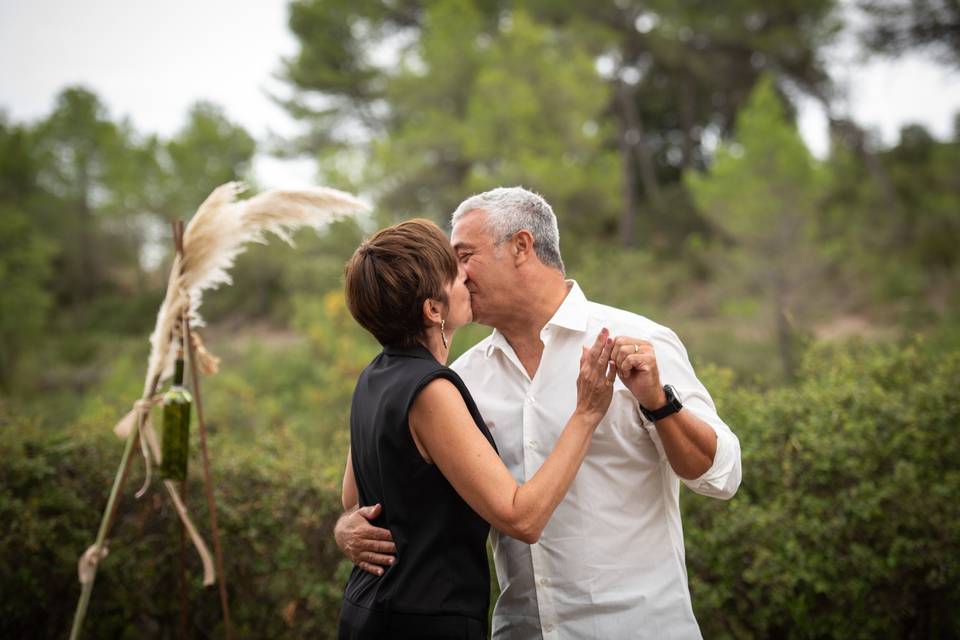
[683,422,741,500]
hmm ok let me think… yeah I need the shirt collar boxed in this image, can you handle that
[484,280,589,358]
[485,328,511,358]
[547,280,589,333]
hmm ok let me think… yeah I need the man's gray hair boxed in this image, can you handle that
[451,186,565,274]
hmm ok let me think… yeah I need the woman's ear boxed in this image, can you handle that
[422,297,443,326]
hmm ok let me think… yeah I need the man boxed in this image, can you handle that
[335,187,741,638]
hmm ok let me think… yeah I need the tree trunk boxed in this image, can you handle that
[830,118,898,212]
[679,71,697,170]
[617,83,640,248]
[75,156,96,307]
[616,81,663,247]
[773,272,797,382]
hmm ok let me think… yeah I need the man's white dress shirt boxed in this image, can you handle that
[451,282,741,640]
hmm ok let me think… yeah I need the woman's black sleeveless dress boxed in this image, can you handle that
[338,344,496,640]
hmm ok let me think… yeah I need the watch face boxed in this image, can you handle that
[664,385,683,410]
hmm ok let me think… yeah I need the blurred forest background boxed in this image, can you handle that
[2,0,959,638]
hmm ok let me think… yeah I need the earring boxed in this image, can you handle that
[440,318,448,349]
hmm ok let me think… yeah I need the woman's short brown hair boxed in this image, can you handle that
[344,218,459,348]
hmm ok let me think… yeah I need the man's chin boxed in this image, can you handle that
[470,306,488,322]
[470,301,498,328]
[470,313,496,329]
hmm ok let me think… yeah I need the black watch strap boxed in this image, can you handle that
[639,385,683,422]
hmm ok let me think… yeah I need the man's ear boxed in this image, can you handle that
[422,297,443,326]
[512,229,535,266]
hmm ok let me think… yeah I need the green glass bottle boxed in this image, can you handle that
[161,352,192,481]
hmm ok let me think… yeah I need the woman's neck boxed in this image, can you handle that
[419,327,451,365]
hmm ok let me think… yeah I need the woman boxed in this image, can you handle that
[338,219,615,639]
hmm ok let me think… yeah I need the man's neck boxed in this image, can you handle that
[496,275,570,378]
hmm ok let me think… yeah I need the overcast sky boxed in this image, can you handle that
[2,0,959,189]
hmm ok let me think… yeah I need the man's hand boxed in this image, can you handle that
[334,504,397,576]
[611,337,666,410]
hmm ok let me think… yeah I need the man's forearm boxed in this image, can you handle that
[334,507,358,556]
[653,409,717,479]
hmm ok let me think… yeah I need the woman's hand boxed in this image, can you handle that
[575,328,617,424]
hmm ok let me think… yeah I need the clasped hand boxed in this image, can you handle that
[609,336,666,410]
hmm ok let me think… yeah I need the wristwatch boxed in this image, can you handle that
[639,384,683,422]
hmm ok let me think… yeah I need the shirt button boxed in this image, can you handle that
[539,577,548,586]
[528,439,537,448]
[544,623,555,633]
[527,396,535,404]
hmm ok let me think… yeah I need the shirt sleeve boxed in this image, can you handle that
[642,326,742,500]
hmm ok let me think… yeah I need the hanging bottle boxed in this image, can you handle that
[161,347,192,481]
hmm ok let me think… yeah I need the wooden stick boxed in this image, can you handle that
[178,478,189,640]
[69,408,147,640]
[172,223,191,640]
[184,315,234,640]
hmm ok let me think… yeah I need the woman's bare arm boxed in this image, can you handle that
[410,330,615,543]
[342,447,358,511]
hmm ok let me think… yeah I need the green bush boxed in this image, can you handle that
[684,339,960,639]
[0,412,348,639]
[1,337,958,638]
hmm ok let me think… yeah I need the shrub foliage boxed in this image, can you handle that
[1,339,957,638]
[684,340,960,639]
